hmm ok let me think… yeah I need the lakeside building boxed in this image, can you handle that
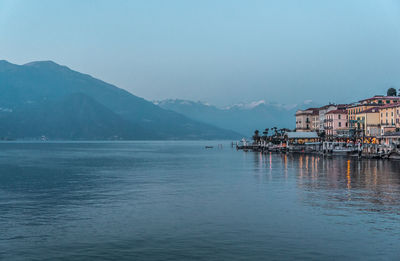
[379,104,400,135]
[347,104,378,129]
[359,95,400,105]
[318,104,338,131]
[295,108,320,132]
[354,107,380,137]
[347,96,400,129]
[381,131,400,146]
[294,94,400,143]
[296,104,348,133]
[285,132,320,145]
[325,109,348,137]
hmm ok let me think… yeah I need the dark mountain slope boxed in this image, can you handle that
[0,60,241,140]
[0,93,143,140]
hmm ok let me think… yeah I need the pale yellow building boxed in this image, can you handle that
[379,104,400,135]
[354,107,380,137]
[348,96,400,129]
[347,104,377,129]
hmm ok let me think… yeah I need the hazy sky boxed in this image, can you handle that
[1,0,400,106]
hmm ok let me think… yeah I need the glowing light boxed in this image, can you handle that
[346,160,351,190]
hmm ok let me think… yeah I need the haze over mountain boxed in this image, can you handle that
[155,99,321,136]
[0,60,240,140]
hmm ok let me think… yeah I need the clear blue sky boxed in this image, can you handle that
[1,0,400,106]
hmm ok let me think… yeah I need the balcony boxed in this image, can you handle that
[380,123,395,127]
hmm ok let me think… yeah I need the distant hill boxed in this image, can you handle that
[0,60,241,140]
[155,99,321,136]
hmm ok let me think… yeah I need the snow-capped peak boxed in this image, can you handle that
[153,99,211,107]
[224,100,268,110]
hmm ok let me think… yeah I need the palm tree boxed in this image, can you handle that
[262,128,269,141]
[273,127,278,137]
[252,130,261,143]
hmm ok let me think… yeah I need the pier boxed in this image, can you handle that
[236,139,400,160]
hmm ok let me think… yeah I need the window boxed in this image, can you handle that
[338,115,341,119]
[392,112,394,116]
[339,122,341,127]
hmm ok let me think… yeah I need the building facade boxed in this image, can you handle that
[347,96,400,129]
[325,109,348,137]
[379,104,400,135]
[347,104,377,129]
[295,108,320,132]
[318,104,337,131]
[294,95,400,141]
[354,107,380,137]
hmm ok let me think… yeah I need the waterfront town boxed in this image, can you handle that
[240,88,400,159]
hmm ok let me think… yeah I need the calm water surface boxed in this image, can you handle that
[0,141,400,260]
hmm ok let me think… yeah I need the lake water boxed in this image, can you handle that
[1,141,400,260]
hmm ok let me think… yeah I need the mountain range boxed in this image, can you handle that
[0,60,241,140]
[155,99,321,136]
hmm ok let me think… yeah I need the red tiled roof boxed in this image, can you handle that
[379,103,400,109]
[326,109,347,114]
[300,107,320,115]
[336,104,349,109]
[359,96,400,102]
[360,107,380,113]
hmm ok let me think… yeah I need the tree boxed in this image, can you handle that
[252,130,261,143]
[262,128,269,141]
[387,87,397,96]
[273,127,278,137]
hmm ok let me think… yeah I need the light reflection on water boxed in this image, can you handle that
[1,142,400,260]
[256,151,400,219]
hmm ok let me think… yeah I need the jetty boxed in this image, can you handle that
[236,132,400,160]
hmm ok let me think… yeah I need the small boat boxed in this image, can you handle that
[205,146,214,149]
[325,142,356,155]
[332,147,355,155]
